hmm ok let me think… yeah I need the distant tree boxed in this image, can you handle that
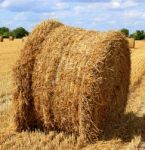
[130,30,145,40]
[12,27,29,38]
[9,31,14,36]
[0,27,10,36]
[2,32,10,38]
[120,28,129,37]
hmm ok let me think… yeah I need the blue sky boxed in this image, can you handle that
[0,0,145,33]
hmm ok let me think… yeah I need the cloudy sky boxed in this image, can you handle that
[0,0,144,33]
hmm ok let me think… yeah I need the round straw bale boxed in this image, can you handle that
[127,38,135,48]
[0,36,3,42]
[13,20,131,145]
[9,36,14,41]
[22,36,28,42]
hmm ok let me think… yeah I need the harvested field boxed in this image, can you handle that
[0,39,22,98]
[130,40,145,88]
[0,29,145,149]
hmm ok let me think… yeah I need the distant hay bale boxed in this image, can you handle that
[22,36,28,42]
[127,38,135,48]
[9,36,14,41]
[13,20,131,145]
[0,36,3,42]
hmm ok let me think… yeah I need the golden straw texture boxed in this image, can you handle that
[13,20,131,145]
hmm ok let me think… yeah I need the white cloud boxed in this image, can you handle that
[0,0,137,14]
[0,0,145,32]
[0,0,69,12]
[111,0,121,8]
[73,0,138,15]
[110,0,138,9]
[124,11,145,19]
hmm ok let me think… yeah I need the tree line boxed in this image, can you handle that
[0,27,29,38]
[120,28,145,40]
[0,26,144,40]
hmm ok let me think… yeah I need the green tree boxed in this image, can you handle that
[120,28,129,37]
[2,32,10,38]
[12,27,29,38]
[0,27,10,36]
[130,30,145,40]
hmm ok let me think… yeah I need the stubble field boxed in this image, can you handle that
[0,39,145,150]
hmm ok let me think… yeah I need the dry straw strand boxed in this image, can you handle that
[13,20,131,145]
[13,20,63,131]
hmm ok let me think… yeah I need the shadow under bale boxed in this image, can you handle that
[100,112,145,142]
[13,20,131,145]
